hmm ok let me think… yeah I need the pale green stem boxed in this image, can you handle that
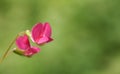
[0,35,18,63]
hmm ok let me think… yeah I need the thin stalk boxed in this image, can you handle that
[0,35,18,63]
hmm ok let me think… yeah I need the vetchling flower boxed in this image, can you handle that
[14,34,40,57]
[0,22,53,63]
[31,22,53,45]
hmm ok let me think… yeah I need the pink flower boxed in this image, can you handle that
[15,34,40,57]
[31,22,53,45]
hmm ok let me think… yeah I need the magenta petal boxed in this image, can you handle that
[38,36,49,44]
[24,47,40,57]
[31,22,53,45]
[16,34,30,50]
[32,23,43,42]
[37,36,53,44]
[43,22,52,37]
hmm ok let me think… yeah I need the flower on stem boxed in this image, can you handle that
[31,22,53,45]
[0,22,53,63]
[14,34,40,57]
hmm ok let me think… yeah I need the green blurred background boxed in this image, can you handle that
[0,0,120,74]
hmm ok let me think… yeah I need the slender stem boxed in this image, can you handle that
[0,35,18,63]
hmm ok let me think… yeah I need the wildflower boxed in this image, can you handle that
[31,22,53,45]
[14,34,40,57]
[0,22,53,63]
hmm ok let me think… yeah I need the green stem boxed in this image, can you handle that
[0,35,18,63]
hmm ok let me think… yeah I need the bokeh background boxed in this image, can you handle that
[0,0,120,74]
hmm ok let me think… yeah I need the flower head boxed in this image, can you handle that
[14,34,40,57]
[31,22,53,45]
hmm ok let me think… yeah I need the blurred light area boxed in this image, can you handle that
[0,0,120,74]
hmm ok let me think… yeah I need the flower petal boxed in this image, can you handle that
[16,34,30,50]
[31,22,53,45]
[37,36,49,44]
[43,22,52,37]
[37,22,53,44]
[32,23,43,42]
[24,46,40,57]
[37,36,53,44]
